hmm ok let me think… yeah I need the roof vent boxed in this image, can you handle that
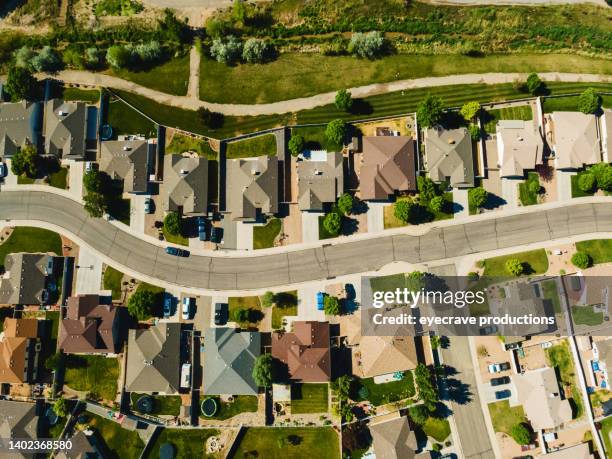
[314,169,323,175]
[123,146,131,151]
[447,139,456,145]
[251,169,260,176]
[58,110,66,116]
[180,169,188,175]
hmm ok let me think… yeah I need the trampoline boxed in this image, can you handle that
[159,443,175,459]
[100,124,113,141]
[135,395,155,414]
[200,398,218,417]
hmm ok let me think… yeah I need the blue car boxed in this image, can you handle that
[165,247,190,257]
[163,294,173,318]
[495,389,511,400]
[316,292,325,311]
[197,217,209,241]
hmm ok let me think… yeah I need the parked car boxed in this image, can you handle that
[144,198,153,214]
[163,294,173,318]
[165,247,190,257]
[198,217,209,241]
[210,226,223,244]
[0,162,6,178]
[488,362,511,373]
[479,325,498,335]
[85,161,96,173]
[182,297,193,320]
[490,376,510,386]
[541,341,553,349]
[214,303,227,326]
[495,389,511,400]
[316,292,325,311]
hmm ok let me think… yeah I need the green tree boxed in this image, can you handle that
[45,351,62,371]
[331,375,352,401]
[394,199,415,224]
[127,289,156,321]
[429,195,444,213]
[415,363,438,412]
[417,175,437,204]
[324,295,341,315]
[417,94,444,128]
[323,212,342,236]
[197,107,224,129]
[233,307,250,323]
[468,187,488,209]
[571,251,592,269]
[232,0,247,24]
[106,45,131,68]
[335,89,353,112]
[337,193,354,215]
[526,73,543,95]
[242,38,272,64]
[510,424,532,445]
[460,101,480,121]
[83,169,102,193]
[505,258,524,276]
[83,192,107,218]
[468,124,481,141]
[210,35,243,64]
[31,46,61,72]
[578,172,596,193]
[261,291,275,308]
[252,354,273,387]
[325,119,347,148]
[348,31,385,59]
[288,134,305,157]
[430,335,441,350]
[5,64,36,101]
[578,88,602,114]
[163,212,182,236]
[11,143,39,177]
[408,404,429,425]
[528,179,541,195]
[590,163,612,191]
[53,398,68,418]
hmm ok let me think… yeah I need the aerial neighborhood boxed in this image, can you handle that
[0,0,611,458]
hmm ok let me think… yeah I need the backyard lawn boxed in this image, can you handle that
[488,400,526,435]
[61,87,101,104]
[576,239,612,265]
[0,227,63,268]
[107,96,156,138]
[200,395,259,420]
[541,280,561,314]
[291,383,329,414]
[353,372,416,406]
[225,134,277,159]
[422,417,451,442]
[228,296,263,327]
[253,218,282,249]
[87,413,145,459]
[546,341,584,419]
[542,95,582,113]
[571,305,604,326]
[108,54,190,96]
[600,416,612,456]
[482,249,549,277]
[64,355,120,401]
[482,105,533,134]
[166,133,217,159]
[144,428,219,459]
[272,303,298,329]
[103,266,124,300]
[290,125,341,152]
[518,172,541,206]
[131,393,182,416]
[571,171,596,198]
[231,427,340,459]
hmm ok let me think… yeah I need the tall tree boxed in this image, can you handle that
[417,94,444,128]
[252,354,273,387]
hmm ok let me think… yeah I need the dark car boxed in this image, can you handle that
[163,294,173,318]
[490,376,510,386]
[495,389,511,400]
[210,227,223,244]
[197,217,209,242]
[214,303,228,326]
[165,247,190,257]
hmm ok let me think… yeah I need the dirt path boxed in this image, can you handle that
[39,70,612,116]
[187,45,201,99]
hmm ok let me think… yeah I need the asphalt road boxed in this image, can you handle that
[2,191,612,291]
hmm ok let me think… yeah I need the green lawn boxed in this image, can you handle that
[231,427,340,459]
[107,96,156,138]
[518,172,541,206]
[253,218,282,249]
[108,54,190,96]
[423,417,451,442]
[49,167,68,189]
[103,266,124,300]
[488,400,526,435]
[46,310,60,339]
[291,383,329,414]
[571,171,596,198]
[131,393,182,416]
[199,53,612,105]
[546,341,584,419]
[0,227,63,268]
[482,105,533,134]
[571,305,604,326]
[272,303,298,329]
[576,239,612,265]
[17,174,36,184]
[542,95,581,113]
[226,134,277,159]
[228,296,263,327]
[291,125,341,152]
[166,133,217,159]
[541,280,561,314]
[199,395,259,420]
[87,413,145,459]
[144,428,219,459]
[61,87,100,104]
[601,416,612,457]
[384,193,454,229]
[162,227,189,246]
[482,249,549,277]
[63,354,120,401]
[353,372,416,406]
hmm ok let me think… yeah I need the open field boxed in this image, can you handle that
[108,54,190,96]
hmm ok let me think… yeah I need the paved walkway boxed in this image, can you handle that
[187,45,200,99]
[40,71,612,116]
[454,188,470,218]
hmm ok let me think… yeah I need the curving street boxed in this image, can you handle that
[2,191,612,292]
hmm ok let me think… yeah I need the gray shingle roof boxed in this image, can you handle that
[370,416,421,459]
[125,322,181,394]
[226,156,278,221]
[0,400,40,458]
[552,112,601,169]
[297,152,344,212]
[202,327,260,396]
[0,101,41,158]
[424,127,475,188]
[0,253,50,305]
[163,154,209,215]
[44,99,87,160]
[99,140,150,193]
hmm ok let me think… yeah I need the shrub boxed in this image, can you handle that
[578,88,601,114]
[323,295,341,315]
[468,187,488,209]
[197,107,224,129]
[394,199,415,223]
[62,48,84,69]
[261,291,275,308]
[134,40,163,64]
[14,46,35,69]
[210,35,243,64]
[510,423,532,445]
[85,47,103,69]
[417,94,444,128]
[468,124,481,141]
[242,38,273,63]
[233,307,250,323]
[127,289,156,321]
[408,404,429,425]
[325,119,347,148]
[53,398,68,418]
[571,251,592,269]
[252,354,273,387]
[106,45,131,68]
[417,175,437,204]
[335,89,353,112]
[288,134,305,157]
[11,143,38,177]
[357,386,369,401]
[163,212,182,236]
[348,31,385,59]
[415,363,438,411]
[505,258,524,276]
[429,195,444,213]
[590,163,612,191]
[31,46,61,72]
[337,193,354,215]
[83,169,102,193]
[205,18,229,38]
[526,72,543,95]
[528,179,541,195]
[460,101,480,121]
[5,64,36,101]
[83,192,107,218]
[323,212,342,236]
[578,172,596,193]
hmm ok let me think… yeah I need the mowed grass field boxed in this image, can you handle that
[199,53,612,104]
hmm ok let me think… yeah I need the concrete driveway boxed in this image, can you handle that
[295,285,326,322]
[454,188,470,218]
[129,194,150,234]
[500,178,519,209]
[301,212,321,243]
[236,221,254,250]
[366,202,385,233]
[67,160,84,200]
[75,247,103,295]
[557,170,575,202]
[2,159,17,186]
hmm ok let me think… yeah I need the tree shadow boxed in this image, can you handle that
[439,365,473,405]
[440,111,468,129]
[481,193,506,210]
[349,98,373,116]
[341,216,359,236]
[351,198,369,215]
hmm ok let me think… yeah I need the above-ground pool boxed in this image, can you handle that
[201,398,218,417]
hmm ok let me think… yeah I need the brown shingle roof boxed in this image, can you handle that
[271,321,331,382]
[0,318,39,384]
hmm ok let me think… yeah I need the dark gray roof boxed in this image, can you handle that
[0,253,50,305]
[424,127,474,188]
[0,101,41,158]
[44,99,87,160]
[202,327,260,396]
[163,154,209,215]
[226,156,278,221]
[100,140,149,193]
[125,322,181,394]
[0,400,40,458]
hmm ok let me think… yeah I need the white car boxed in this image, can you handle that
[181,297,193,320]
[541,341,553,349]
[488,362,510,373]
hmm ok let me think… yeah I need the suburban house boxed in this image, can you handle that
[0,100,42,158]
[44,99,89,161]
[162,154,209,216]
[0,400,42,449]
[355,335,419,378]
[0,253,59,306]
[125,322,182,394]
[225,155,278,221]
[550,112,601,170]
[202,327,261,395]
[58,295,124,355]
[296,151,344,212]
[0,318,41,384]
[369,416,431,459]
[359,136,417,200]
[496,120,544,178]
[511,367,572,430]
[496,282,553,336]
[271,321,331,382]
[56,430,104,459]
[99,139,151,194]
[424,127,474,188]
[540,442,594,459]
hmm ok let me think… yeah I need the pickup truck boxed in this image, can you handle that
[488,362,511,373]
